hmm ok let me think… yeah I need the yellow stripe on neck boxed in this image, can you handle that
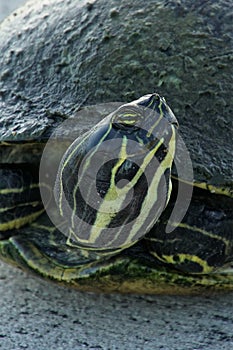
[0,209,44,232]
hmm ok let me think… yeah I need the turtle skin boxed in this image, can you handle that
[0,0,232,294]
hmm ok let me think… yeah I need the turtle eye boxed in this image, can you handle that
[112,107,142,131]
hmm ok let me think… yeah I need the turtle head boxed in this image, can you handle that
[111,93,178,134]
[53,93,178,256]
[137,93,178,127]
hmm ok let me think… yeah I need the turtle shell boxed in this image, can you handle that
[0,0,233,294]
[0,0,232,184]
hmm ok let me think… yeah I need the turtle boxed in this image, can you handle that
[0,0,232,294]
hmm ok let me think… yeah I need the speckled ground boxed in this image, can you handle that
[0,1,233,350]
[1,262,233,350]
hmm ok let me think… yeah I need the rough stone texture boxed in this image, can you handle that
[0,1,233,349]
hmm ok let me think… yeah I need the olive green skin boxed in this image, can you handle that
[0,0,233,293]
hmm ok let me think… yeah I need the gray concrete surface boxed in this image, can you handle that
[0,1,233,350]
[1,262,233,350]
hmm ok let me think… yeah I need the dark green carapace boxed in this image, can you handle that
[0,0,232,294]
